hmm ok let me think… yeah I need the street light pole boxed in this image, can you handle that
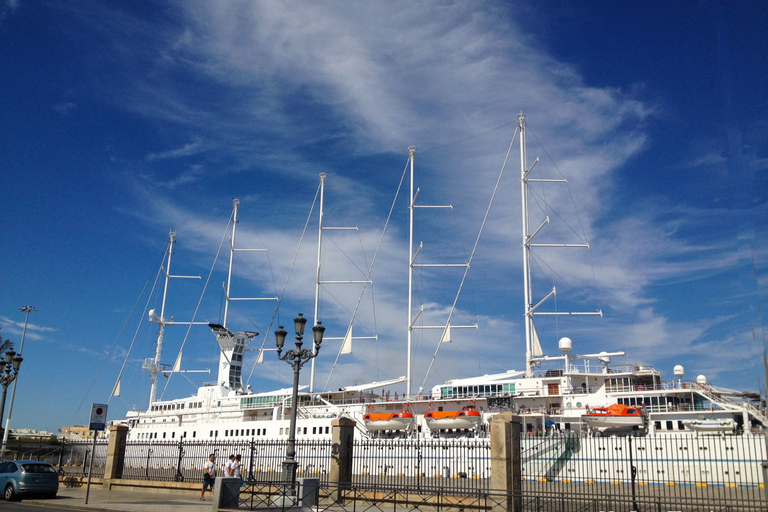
[0,351,23,438]
[275,313,325,501]
[0,306,36,459]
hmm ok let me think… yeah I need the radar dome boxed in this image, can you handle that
[558,337,573,353]
[149,309,156,320]
[696,375,707,385]
[673,365,684,377]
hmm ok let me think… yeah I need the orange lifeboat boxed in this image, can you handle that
[363,410,414,432]
[582,404,645,430]
[424,405,481,431]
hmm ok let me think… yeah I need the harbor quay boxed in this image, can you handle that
[7,416,766,511]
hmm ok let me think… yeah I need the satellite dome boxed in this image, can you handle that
[696,375,707,385]
[558,337,573,353]
[673,365,684,377]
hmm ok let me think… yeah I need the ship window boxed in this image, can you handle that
[215,430,218,437]
[312,427,316,434]
[677,421,684,430]
[162,432,166,439]
[303,427,307,434]
[210,431,213,437]
[193,431,196,438]
[172,432,175,438]
[665,421,673,430]
[325,426,329,434]
[280,428,283,435]
[654,421,661,430]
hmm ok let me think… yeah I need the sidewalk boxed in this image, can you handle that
[23,484,216,512]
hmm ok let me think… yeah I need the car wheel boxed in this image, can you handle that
[4,484,16,501]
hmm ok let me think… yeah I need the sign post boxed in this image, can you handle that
[85,403,107,505]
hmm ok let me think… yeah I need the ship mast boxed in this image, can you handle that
[144,231,206,406]
[309,173,375,392]
[213,198,276,391]
[406,147,476,398]
[517,112,601,377]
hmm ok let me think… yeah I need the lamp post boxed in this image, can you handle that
[275,313,325,500]
[0,306,35,459]
[0,350,23,445]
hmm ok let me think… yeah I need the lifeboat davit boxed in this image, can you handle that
[363,411,414,432]
[424,405,482,431]
[582,404,645,430]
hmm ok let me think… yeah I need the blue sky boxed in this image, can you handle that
[0,1,766,434]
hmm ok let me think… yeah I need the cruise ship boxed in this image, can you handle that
[121,113,767,444]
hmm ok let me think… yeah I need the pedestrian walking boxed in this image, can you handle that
[201,453,216,501]
[225,454,236,476]
[232,454,242,479]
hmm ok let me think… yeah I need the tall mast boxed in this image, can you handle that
[216,198,276,390]
[407,147,416,398]
[519,113,534,378]
[406,147,473,397]
[144,231,203,406]
[517,112,600,377]
[223,199,241,328]
[310,173,327,392]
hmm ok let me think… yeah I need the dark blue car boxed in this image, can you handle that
[0,460,59,501]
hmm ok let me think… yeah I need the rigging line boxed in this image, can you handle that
[528,122,602,314]
[419,121,516,154]
[325,234,370,278]
[322,157,410,392]
[160,214,233,399]
[528,123,590,243]
[530,251,600,312]
[410,269,476,325]
[245,184,321,386]
[527,187,588,243]
[175,209,229,236]
[418,126,519,396]
[78,246,166,417]
[315,287,375,335]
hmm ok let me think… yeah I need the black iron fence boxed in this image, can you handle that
[4,431,767,510]
[122,438,332,483]
[236,480,768,512]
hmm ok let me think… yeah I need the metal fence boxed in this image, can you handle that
[122,439,332,483]
[0,439,109,478]
[5,431,767,510]
[237,480,768,512]
[352,438,490,493]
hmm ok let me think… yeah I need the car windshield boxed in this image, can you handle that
[20,464,56,474]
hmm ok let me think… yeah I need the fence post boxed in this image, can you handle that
[329,417,355,502]
[490,411,522,512]
[102,424,129,490]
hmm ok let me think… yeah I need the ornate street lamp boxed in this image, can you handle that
[275,313,325,500]
[0,306,35,459]
[0,350,23,439]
